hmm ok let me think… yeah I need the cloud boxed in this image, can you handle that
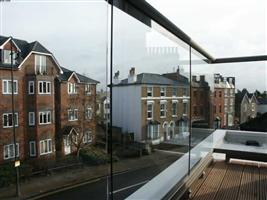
[1,0,266,91]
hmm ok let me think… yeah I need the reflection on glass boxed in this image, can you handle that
[112,5,190,199]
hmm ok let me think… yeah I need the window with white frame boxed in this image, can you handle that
[3,50,11,64]
[35,55,47,75]
[28,81,35,94]
[29,141,36,157]
[160,102,167,117]
[224,89,229,96]
[68,82,77,94]
[85,84,92,95]
[85,107,93,120]
[2,80,18,94]
[28,112,35,126]
[172,87,177,96]
[3,50,16,64]
[3,113,18,128]
[105,103,110,109]
[147,124,159,140]
[147,102,153,119]
[172,102,177,116]
[147,87,153,97]
[105,113,110,120]
[160,87,166,97]
[4,143,19,160]
[68,109,78,121]
[83,131,92,143]
[39,111,51,124]
[38,81,51,94]
[230,98,234,105]
[183,88,188,96]
[40,139,52,155]
[230,89,235,96]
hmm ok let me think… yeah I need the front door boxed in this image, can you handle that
[64,137,71,155]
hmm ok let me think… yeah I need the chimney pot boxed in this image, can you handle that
[200,75,205,82]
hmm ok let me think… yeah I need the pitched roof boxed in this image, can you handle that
[61,126,78,135]
[59,66,99,84]
[0,35,99,84]
[0,36,9,46]
[28,41,51,54]
[115,73,187,86]
[0,36,50,58]
[0,35,53,69]
[162,71,189,85]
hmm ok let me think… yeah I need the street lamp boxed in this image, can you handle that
[10,37,21,197]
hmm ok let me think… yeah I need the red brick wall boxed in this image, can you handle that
[56,75,97,156]
[0,48,60,163]
[0,40,98,164]
[213,88,225,127]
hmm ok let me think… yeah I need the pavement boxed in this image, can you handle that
[0,151,181,200]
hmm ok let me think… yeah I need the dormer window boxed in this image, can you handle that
[3,50,16,64]
[68,83,77,94]
[35,55,47,75]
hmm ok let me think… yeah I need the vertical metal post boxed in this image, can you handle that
[109,0,114,199]
[188,46,192,175]
[10,37,21,197]
[105,1,110,200]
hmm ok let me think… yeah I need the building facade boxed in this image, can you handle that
[235,89,258,124]
[213,74,235,128]
[191,75,211,128]
[0,36,98,164]
[112,68,190,145]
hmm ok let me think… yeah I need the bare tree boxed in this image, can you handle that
[66,86,93,159]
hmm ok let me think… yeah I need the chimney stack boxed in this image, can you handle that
[113,70,120,84]
[200,75,205,82]
[128,67,137,83]
[176,66,180,74]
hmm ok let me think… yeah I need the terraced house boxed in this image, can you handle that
[213,73,235,128]
[0,35,98,164]
[112,67,190,144]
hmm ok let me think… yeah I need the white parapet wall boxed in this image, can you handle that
[126,129,267,200]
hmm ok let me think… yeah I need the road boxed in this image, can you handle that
[39,153,180,200]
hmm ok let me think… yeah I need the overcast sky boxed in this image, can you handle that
[0,0,266,92]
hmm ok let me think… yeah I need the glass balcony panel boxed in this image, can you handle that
[190,49,215,171]
[146,0,267,57]
[112,5,191,199]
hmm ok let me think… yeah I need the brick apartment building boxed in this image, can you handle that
[191,75,211,128]
[0,36,98,164]
[213,74,235,128]
[112,67,190,144]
